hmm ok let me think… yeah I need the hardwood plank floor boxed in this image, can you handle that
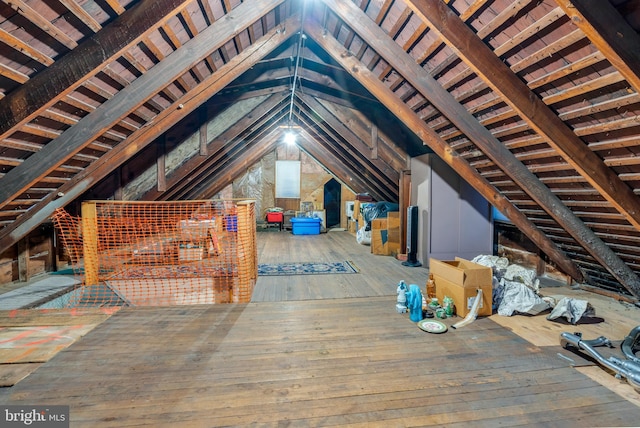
[253,230,430,301]
[0,230,639,427]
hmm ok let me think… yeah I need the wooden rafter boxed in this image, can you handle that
[185,119,285,200]
[0,0,192,166]
[294,100,397,202]
[297,133,375,200]
[0,0,285,212]
[104,0,125,15]
[147,95,287,201]
[297,94,399,191]
[0,62,28,84]
[553,0,640,95]
[3,0,78,49]
[0,11,297,253]
[196,133,281,200]
[295,114,388,201]
[58,0,102,33]
[406,0,640,234]
[0,0,193,141]
[305,14,586,284]
[0,27,54,66]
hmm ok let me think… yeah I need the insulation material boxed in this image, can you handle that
[471,255,510,273]
[497,280,551,316]
[547,297,595,324]
[233,161,265,219]
[504,264,540,293]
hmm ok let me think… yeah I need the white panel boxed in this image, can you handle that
[275,160,300,198]
[426,156,492,262]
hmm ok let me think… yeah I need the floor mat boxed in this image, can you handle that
[258,261,359,276]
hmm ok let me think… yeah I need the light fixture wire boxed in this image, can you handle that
[287,0,307,126]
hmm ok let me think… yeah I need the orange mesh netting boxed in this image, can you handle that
[51,200,257,307]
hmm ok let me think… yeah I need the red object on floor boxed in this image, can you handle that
[266,212,283,223]
[266,212,284,231]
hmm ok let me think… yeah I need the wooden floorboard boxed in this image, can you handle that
[0,230,639,427]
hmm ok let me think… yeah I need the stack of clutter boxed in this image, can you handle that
[471,255,595,324]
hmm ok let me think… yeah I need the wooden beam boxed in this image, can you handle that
[189,123,285,200]
[316,100,407,172]
[0,14,297,254]
[0,62,29,84]
[295,112,394,202]
[114,167,123,200]
[157,136,166,192]
[4,0,78,49]
[143,94,286,201]
[81,201,99,286]
[0,27,54,66]
[296,133,381,202]
[104,0,125,15]
[197,134,281,200]
[306,12,586,283]
[406,0,640,234]
[293,101,397,202]
[399,169,411,253]
[17,237,27,282]
[59,0,102,33]
[0,0,286,211]
[199,106,208,156]
[0,0,192,141]
[298,94,399,187]
[553,0,640,95]
[371,124,378,160]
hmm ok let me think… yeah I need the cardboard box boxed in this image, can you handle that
[430,257,493,317]
[386,212,400,245]
[371,213,401,256]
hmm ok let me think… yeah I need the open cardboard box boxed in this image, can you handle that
[430,257,493,317]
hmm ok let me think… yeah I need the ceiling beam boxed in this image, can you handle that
[317,99,407,171]
[298,94,399,189]
[326,0,640,296]
[142,94,287,201]
[294,108,393,202]
[0,0,192,140]
[0,0,286,211]
[162,97,289,200]
[553,0,640,94]
[406,0,640,233]
[0,13,297,254]
[296,133,375,199]
[4,0,78,49]
[306,10,586,283]
[197,133,282,200]
[190,124,284,200]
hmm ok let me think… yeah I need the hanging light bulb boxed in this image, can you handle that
[284,129,296,145]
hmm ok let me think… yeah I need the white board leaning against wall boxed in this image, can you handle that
[276,160,300,199]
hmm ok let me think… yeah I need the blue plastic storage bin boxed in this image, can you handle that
[290,217,321,235]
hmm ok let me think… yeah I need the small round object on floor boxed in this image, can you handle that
[417,319,448,334]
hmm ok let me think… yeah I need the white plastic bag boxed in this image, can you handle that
[356,226,371,245]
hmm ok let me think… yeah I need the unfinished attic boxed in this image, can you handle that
[0,0,640,425]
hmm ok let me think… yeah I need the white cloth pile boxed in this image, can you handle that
[471,255,548,316]
[471,255,594,323]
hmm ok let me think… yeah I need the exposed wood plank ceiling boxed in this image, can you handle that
[0,0,639,299]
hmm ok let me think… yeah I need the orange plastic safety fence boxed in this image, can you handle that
[51,200,257,307]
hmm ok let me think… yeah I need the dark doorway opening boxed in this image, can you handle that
[323,178,341,228]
